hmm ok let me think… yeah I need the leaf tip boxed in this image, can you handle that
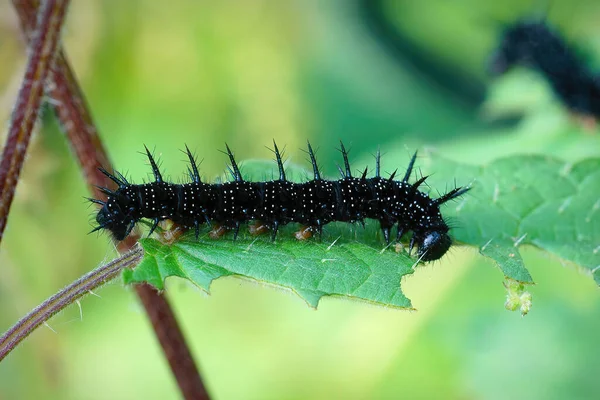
[295,289,324,309]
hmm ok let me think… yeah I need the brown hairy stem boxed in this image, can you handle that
[12,0,111,201]
[0,0,69,240]
[0,245,144,362]
[6,2,211,398]
[135,284,210,400]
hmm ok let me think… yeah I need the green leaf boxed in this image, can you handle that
[123,153,600,308]
[124,236,415,309]
[123,156,420,309]
[419,152,600,285]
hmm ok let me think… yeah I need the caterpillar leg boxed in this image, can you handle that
[162,224,187,245]
[249,221,269,236]
[209,224,229,239]
[249,220,281,241]
[295,225,314,240]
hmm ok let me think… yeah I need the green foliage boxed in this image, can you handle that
[123,153,600,308]
[436,154,600,285]
[402,151,600,286]
[124,236,415,308]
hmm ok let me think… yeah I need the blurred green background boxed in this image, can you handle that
[1,1,600,399]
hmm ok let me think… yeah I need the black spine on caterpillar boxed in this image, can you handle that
[92,142,469,262]
[488,19,600,118]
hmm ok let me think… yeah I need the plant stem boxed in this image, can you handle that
[8,2,211,398]
[136,284,210,400]
[0,0,69,240]
[0,245,143,362]
[12,0,111,201]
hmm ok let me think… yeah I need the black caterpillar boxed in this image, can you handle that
[91,142,469,262]
[489,19,600,119]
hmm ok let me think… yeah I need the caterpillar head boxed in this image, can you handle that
[412,185,470,262]
[95,195,136,241]
[416,230,452,262]
[91,167,138,240]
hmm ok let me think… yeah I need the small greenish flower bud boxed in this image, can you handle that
[503,278,532,315]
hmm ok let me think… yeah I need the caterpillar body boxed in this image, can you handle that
[489,19,600,119]
[91,142,469,262]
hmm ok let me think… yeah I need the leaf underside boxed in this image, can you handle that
[122,154,600,308]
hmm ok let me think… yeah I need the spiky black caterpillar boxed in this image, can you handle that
[91,142,469,262]
[489,19,600,118]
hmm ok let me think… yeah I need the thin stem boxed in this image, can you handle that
[9,2,210,398]
[135,284,210,400]
[0,0,70,240]
[0,245,144,362]
[12,0,111,201]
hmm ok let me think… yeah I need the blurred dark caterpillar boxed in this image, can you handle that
[489,19,600,122]
[90,142,469,262]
